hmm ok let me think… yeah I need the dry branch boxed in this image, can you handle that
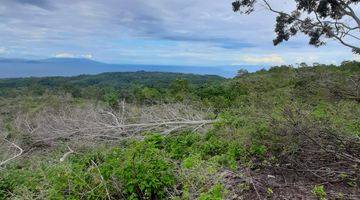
[0,138,24,167]
[271,105,360,183]
[91,160,111,200]
[14,103,217,149]
[60,146,74,162]
[245,168,262,200]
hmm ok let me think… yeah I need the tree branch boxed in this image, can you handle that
[60,146,74,162]
[0,139,24,167]
[259,0,360,50]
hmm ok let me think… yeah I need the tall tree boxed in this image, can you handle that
[232,0,360,53]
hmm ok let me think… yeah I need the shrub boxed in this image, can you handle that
[164,131,201,159]
[312,185,327,200]
[199,132,228,159]
[118,140,175,199]
[45,152,116,199]
[144,133,165,149]
[182,154,203,169]
[103,88,119,108]
[0,168,40,199]
[199,183,226,200]
[180,153,219,199]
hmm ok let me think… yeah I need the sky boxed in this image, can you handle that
[0,0,358,67]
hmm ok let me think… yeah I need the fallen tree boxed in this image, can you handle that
[13,102,217,150]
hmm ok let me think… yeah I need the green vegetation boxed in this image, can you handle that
[0,62,359,199]
[0,71,224,101]
[312,185,327,200]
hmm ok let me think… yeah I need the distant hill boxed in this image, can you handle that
[0,58,265,78]
[0,71,225,96]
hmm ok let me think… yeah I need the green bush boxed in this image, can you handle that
[103,88,119,108]
[312,185,327,200]
[45,152,117,199]
[0,138,177,199]
[199,183,226,200]
[165,131,201,159]
[0,168,41,199]
[118,140,175,199]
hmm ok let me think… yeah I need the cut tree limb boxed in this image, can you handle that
[60,146,74,162]
[0,139,23,167]
[107,119,217,129]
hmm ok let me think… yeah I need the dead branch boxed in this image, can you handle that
[60,146,74,162]
[0,138,24,167]
[14,103,217,149]
[271,105,360,183]
[91,160,111,200]
[245,168,262,200]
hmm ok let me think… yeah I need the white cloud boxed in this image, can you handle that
[294,55,319,64]
[353,54,360,61]
[81,54,93,59]
[54,52,75,58]
[54,52,93,59]
[0,47,6,54]
[240,54,285,64]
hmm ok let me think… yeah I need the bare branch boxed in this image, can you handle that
[59,146,74,162]
[0,139,23,167]
[91,160,111,200]
[15,103,217,148]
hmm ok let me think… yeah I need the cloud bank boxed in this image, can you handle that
[0,48,6,54]
[240,54,285,65]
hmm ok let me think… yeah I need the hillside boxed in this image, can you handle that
[0,71,224,99]
[0,62,359,199]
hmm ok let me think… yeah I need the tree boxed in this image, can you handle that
[170,79,190,101]
[103,88,119,108]
[232,0,360,53]
[235,69,249,78]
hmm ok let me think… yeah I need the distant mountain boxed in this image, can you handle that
[0,57,266,78]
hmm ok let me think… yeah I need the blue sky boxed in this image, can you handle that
[0,0,358,67]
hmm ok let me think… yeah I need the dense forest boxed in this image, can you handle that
[0,61,359,199]
[0,72,224,101]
